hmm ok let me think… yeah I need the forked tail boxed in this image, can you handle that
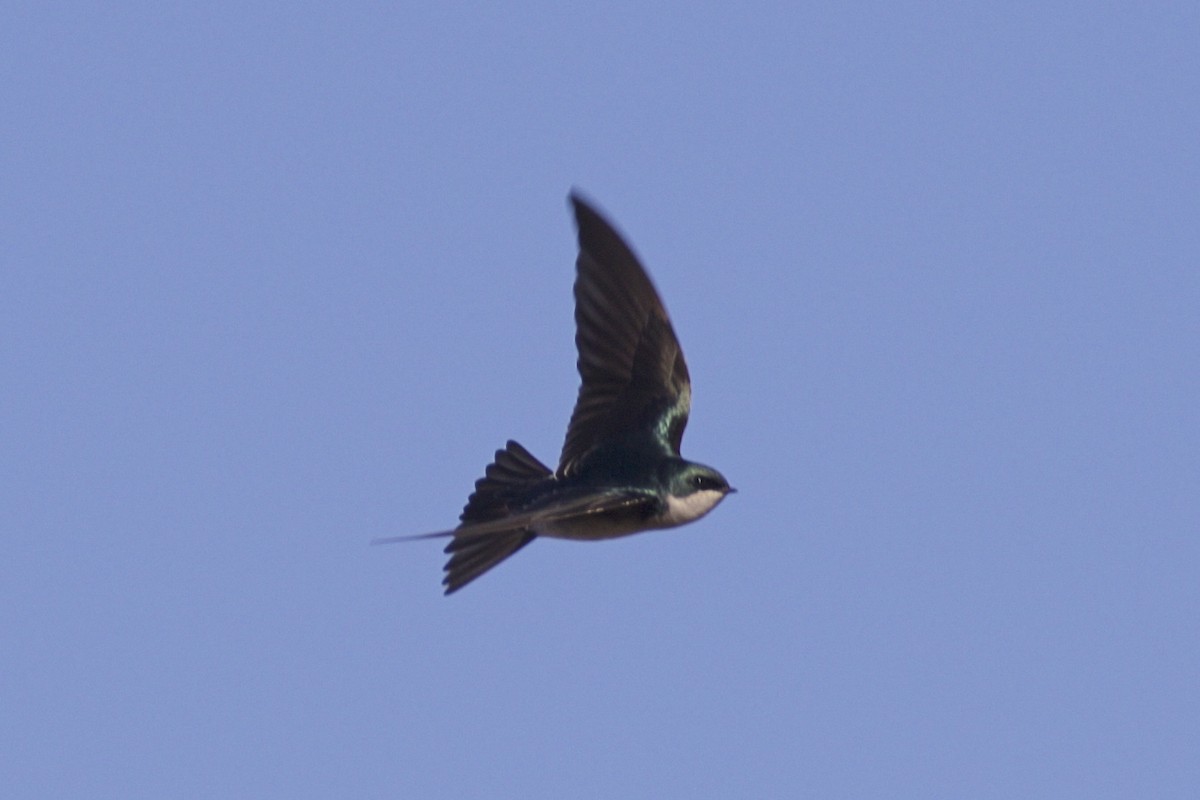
[442,440,552,594]
[373,441,554,595]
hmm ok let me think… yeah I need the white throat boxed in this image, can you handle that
[663,489,726,526]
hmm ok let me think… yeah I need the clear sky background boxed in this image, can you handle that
[3,3,1197,798]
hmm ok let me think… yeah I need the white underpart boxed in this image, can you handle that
[663,489,726,526]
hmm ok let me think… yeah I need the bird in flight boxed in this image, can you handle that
[374,191,734,593]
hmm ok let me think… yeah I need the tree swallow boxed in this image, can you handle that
[375,192,734,594]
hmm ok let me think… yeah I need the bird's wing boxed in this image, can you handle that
[558,193,691,475]
[370,490,655,544]
[440,490,657,594]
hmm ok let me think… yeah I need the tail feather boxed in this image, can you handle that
[443,440,552,594]
[459,439,553,525]
[443,530,536,594]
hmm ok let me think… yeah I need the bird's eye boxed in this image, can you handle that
[692,475,715,490]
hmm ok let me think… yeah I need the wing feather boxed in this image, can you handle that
[559,194,692,474]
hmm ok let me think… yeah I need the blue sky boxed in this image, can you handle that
[3,3,1197,797]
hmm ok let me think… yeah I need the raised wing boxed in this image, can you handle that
[558,193,692,475]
